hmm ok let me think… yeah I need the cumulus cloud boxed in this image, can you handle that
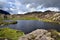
[26,4,31,8]
[46,7,59,11]
[0,0,60,14]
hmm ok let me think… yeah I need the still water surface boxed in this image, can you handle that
[0,20,60,34]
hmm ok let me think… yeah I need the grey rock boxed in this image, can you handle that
[19,29,54,40]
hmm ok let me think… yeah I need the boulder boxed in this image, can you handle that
[19,29,54,40]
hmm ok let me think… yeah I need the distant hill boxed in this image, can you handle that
[0,10,59,23]
[23,10,60,22]
[0,10,10,15]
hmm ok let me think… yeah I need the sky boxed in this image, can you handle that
[0,0,60,14]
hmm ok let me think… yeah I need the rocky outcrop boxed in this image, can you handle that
[19,29,55,40]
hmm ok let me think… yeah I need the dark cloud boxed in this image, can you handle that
[0,0,60,14]
[19,0,60,8]
[0,1,6,9]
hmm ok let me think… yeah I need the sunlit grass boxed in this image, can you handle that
[11,17,38,20]
[0,28,24,40]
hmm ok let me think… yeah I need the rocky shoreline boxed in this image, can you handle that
[19,29,60,40]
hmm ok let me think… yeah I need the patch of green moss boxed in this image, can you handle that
[0,28,24,40]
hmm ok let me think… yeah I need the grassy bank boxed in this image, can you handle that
[0,16,60,25]
[0,28,24,40]
[0,17,17,26]
[9,16,60,24]
[10,17,38,20]
[38,18,60,24]
[0,21,17,26]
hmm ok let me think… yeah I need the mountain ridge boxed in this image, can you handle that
[0,10,10,15]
